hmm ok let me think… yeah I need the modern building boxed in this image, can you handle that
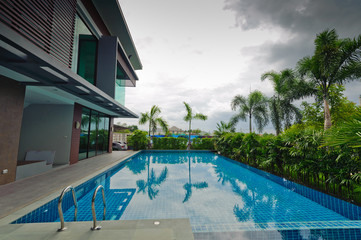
[0,0,142,185]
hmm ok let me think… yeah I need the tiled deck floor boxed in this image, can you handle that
[0,151,135,219]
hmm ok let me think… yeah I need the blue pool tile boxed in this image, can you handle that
[11,150,361,239]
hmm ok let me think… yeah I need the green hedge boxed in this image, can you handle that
[192,138,215,150]
[127,130,149,150]
[214,126,361,204]
[153,137,188,150]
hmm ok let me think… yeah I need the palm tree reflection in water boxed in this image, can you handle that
[214,164,278,228]
[136,155,168,200]
[183,155,208,203]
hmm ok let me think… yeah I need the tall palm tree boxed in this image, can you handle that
[183,102,207,150]
[298,29,361,130]
[139,105,168,143]
[231,90,269,133]
[261,69,305,135]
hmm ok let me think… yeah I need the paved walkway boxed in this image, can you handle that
[0,151,136,219]
[0,219,193,240]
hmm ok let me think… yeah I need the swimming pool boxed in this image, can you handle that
[12,151,361,239]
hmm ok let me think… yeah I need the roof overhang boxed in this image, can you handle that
[0,23,137,118]
[92,0,142,70]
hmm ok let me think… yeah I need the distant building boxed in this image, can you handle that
[169,126,185,134]
[113,124,130,132]
[0,0,142,185]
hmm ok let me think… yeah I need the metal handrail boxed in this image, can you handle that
[57,186,78,231]
[91,185,106,230]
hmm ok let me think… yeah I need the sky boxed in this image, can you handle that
[116,0,361,133]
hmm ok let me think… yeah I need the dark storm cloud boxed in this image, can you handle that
[225,0,361,68]
[224,0,361,36]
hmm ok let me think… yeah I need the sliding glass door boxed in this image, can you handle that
[78,107,110,160]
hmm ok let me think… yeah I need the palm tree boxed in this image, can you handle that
[322,108,361,148]
[231,90,269,133]
[261,69,305,135]
[139,105,168,144]
[183,102,207,150]
[214,121,235,137]
[298,29,361,130]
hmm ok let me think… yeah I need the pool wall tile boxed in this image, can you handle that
[219,154,361,220]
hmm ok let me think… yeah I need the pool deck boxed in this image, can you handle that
[0,151,194,240]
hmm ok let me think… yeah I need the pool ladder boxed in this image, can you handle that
[57,185,106,231]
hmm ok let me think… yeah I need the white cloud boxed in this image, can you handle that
[117,0,361,133]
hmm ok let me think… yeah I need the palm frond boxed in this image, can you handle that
[322,109,361,148]
[150,105,161,118]
[183,102,192,122]
[156,117,169,133]
[139,112,149,125]
[194,113,207,121]
[231,95,247,111]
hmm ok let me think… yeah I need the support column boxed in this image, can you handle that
[69,103,83,165]
[0,77,25,185]
[96,36,117,98]
[108,118,114,153]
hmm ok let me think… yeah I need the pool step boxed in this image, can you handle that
[0,219,194,240]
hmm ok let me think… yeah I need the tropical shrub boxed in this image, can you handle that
[153,137,187,150]
[214,126,361,204]
[192,138,215,150]
[127,130,149,150]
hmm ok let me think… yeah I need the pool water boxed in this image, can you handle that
[13,151,361,237]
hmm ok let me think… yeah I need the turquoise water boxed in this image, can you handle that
[14,150,361,236]
[111,151,347,229]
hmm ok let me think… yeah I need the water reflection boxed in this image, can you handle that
[121,151,347,231]
[126,155,147,175]
[136,155,168,200]
[183,155,208,203]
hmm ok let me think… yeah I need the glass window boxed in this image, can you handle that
[79,108,90,160]
[71,15,98,85]
[77,35,97,84]
[115,63,128,105]
[78,108,110,160]
[97,115,105,154]
[88,110,99,158]
[104,117,109,152]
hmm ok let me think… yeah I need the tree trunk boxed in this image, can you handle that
[148,122,152,149]
[249,113,252,133]
[187,120,191,150]
[323,97,332,130]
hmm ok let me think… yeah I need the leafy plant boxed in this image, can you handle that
[192,138,215,150]
[127,130,149,150]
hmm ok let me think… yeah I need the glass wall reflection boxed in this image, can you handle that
[78,107,110,160]
[79,108,90,160]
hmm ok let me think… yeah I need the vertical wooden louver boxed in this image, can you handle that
[0,0,77,68]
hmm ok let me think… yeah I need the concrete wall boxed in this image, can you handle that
[18,104,73,165]
[113,132,131,143]
[0,77,25,185]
